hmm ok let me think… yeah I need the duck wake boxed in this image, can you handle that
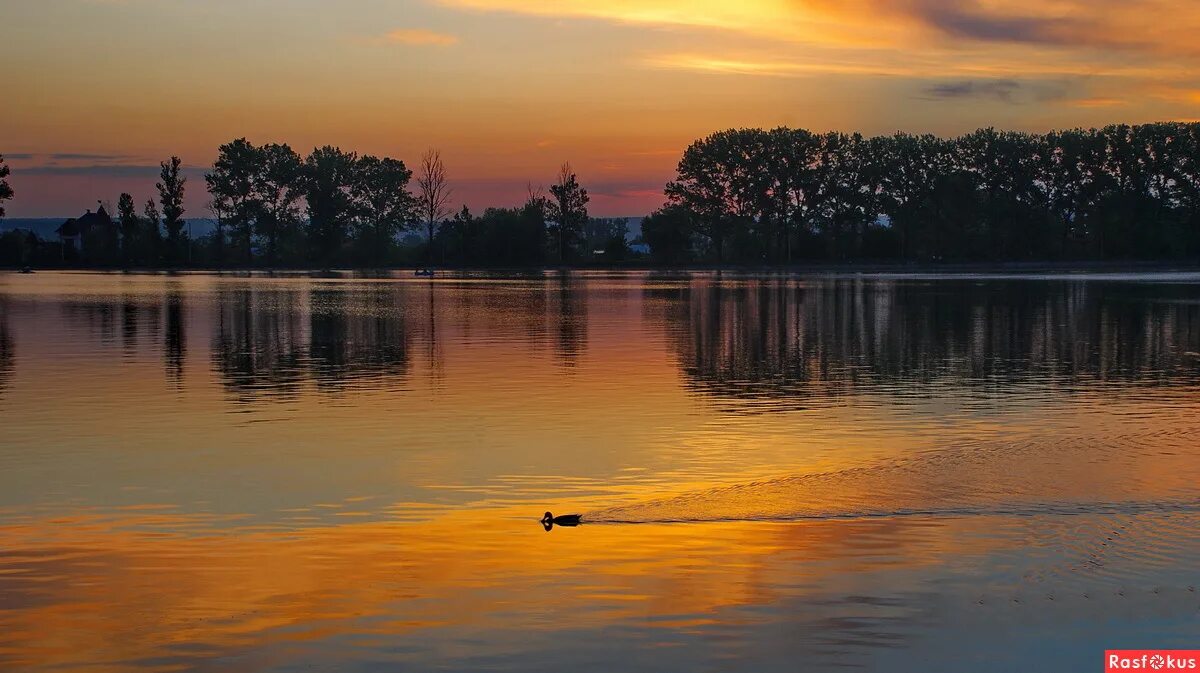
[583,432,1200,525]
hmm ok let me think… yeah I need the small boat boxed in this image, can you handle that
[18,266,34,274]
[414,268,435,278]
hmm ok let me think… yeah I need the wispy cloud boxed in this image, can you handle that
[920,79,1023,103]
[438,0,1200,63]
[1067,97,1126,109]
[381,29,459,46]
[48,152,135,162]
[18,164,206,178]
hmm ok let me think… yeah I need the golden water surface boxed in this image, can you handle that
[0,271,1198,672]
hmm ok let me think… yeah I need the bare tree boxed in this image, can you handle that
[416,149,452,265]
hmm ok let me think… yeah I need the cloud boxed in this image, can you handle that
[882,0,1105,47]
[921,79,1023,103]
[48,152,135,162]
[381,29,459,46]
[18,164,206,178]
[437,0,1199,54]
[918,78,1085,105]
[1067,97,1125,109]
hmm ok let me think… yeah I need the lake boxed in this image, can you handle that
[1,271,1198,672]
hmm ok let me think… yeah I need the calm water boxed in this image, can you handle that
[1,271,1198,672]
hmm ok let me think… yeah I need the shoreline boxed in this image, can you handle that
[3,260,1200,276]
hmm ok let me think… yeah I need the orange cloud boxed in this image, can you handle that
[1067,97,1126,109]
[383,28,459,46]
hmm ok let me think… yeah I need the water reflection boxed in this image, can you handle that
[121,295,139,354]
[211,285,307,400]
[308,286,410,389]
[164,285,185,384]
[651,278,1200,409]
[211,284,412,398]
[2,271,1199,673]
[0,303,12,398]
[552,272,588,366]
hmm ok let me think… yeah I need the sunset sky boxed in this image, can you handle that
[4,0,1200,217]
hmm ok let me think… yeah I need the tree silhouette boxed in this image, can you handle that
[0,155,12,221]
[157,156,187,264]
[416,149,452,266]
[256,143,305,266]
[207,139,258,265]
[641,205,694,264]
[355,155,416,267]
[30,121,1200,271]
[143,198,162,266]
[547,162,589,263]
[666,130,764,263]
[207,139,306,266]
[117,193,139,266]
[303,146,359,268]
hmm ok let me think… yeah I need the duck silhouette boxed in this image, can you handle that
[541,511,582,531]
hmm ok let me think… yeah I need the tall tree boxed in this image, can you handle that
[207,138,258,265]
[143,198,163,266]
[416,149,452,265]
[665,131,764,263]
[303,146,359,267]
[255,143,305,266]
[547,162,590,263]
[157,156,187,264]
[354,155,416,267]
[763,128,821,262]
[117,193,139,265]
[0,155,12,221]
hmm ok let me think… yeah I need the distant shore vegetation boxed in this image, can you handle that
[2,122,1200,268]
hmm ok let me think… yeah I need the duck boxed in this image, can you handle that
[541,511,582,530]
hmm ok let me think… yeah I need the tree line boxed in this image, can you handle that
[4,123,1200,268]
[1,142,595,268]
[645,123,1200,264]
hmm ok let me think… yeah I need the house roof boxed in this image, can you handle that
[58,206,115,237]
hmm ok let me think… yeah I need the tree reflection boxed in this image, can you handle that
[211,283,411,399]
[211,285,307,400]
[551,271,588,367]
[164,285,186,384]
[0,303,13,398]
[309,286,410,390]
[650,277,1200,410]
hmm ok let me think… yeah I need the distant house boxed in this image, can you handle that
[57,204,117,255]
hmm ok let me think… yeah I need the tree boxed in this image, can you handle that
[207,139,305,266]
[143,198,162,266]
[118,193,139,265]
[256,143,305,266]
[547,162,590,263]
[157,156,187,264]
[665,130,764,263]
[303,146,360,267]
[354,155,416,266]
[416,149,452,266]
[207,138,258,265]
[0,155,13,221]
[435,205,474,264]
[764,128,821,262]
[640,206,694,264]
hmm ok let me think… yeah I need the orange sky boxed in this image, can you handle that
[4,0,1200,217]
